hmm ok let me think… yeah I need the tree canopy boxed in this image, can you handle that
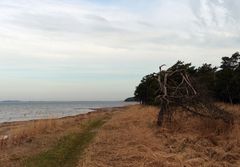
[134,53,238,126]
[135,52,240,104]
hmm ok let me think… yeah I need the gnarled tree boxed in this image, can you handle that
[154,65,233,126]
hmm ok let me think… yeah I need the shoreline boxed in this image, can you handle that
[0,101,136,125]
[0,104,239,167]
[0,106,129,136]
[0,105,119,167]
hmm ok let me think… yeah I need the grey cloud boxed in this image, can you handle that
[190,0,240,27]
[8,13,83,33]
[137,21,154,28]
[222,0,240,21]
[1,0,240,100]
[5,12,127,39]
[84,14,109,22]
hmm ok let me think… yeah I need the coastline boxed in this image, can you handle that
[0,106,128,136]
[0,101,135,124]
[0,105,126,167]
[0,104,239,167]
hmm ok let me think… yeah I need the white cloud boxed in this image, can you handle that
[0,0,239,100]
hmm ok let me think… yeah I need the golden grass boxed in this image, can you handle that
[79,104,240,167]
[0,116,86,148]
[0,110,111,167]
[24,117,108,167]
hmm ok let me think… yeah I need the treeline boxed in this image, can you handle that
[135,52,240,104]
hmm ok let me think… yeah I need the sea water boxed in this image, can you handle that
[0,101,135,123]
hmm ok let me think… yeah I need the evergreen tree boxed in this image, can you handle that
[134,52,240,104]
[215,52,240,103]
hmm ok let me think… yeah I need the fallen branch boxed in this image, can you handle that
[155,65,233,126]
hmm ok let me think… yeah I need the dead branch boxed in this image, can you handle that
[155,65,234,126]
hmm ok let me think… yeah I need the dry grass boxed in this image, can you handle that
[25,117,108,167]
[79,104,240,167]
[0,110,112,167]
[0,115,86,148]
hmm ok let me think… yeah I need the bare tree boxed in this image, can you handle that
[155,65,233,126]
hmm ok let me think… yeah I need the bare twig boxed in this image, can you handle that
[155,65,233,126]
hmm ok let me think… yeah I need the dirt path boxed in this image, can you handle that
[0,108,114,167]
[24,117,108,167]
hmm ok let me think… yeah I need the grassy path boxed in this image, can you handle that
[24,117,108,167]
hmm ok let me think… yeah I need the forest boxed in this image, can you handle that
[135,52,240,105]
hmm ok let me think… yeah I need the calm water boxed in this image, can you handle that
[0,101,135,123]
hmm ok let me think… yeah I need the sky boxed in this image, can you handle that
[0,0,239,101]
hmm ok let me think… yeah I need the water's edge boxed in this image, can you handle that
[0,101,136,123]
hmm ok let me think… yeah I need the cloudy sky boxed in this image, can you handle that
[0,0,239,101]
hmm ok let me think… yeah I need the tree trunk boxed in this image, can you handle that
[157,103,166,126]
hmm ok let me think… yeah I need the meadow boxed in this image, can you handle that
[0,104,239,167]
[80,104,240,167]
